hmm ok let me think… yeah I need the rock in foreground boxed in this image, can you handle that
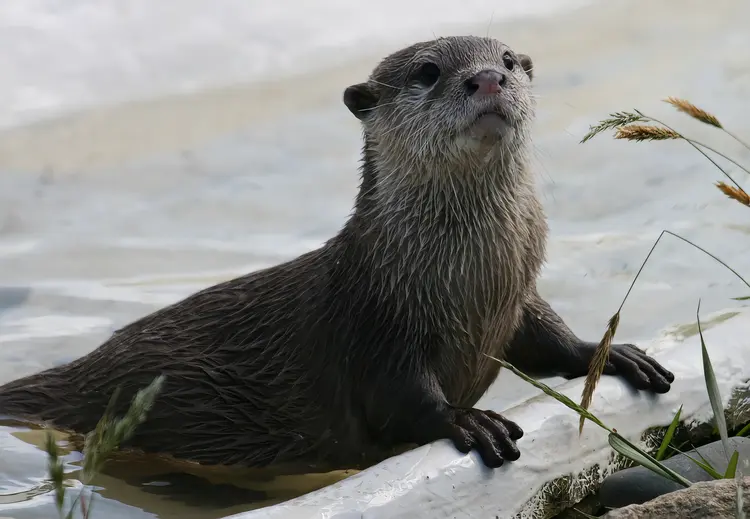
[604,476,750,519]
[599,437,750,508]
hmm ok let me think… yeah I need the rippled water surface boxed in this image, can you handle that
[1,0,750,517]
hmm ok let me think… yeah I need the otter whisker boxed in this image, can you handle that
[486,11,496,38]
[359,100,402,112]
[369,79,399,90]
[378,98,439,138]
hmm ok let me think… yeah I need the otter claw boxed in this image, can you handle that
[445,408,523,468]
[604,343,675,394]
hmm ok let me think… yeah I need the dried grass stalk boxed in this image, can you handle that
[716,182,750,206]
[579,312,620,434]
[615,125,681,142]
[664,97,723,129]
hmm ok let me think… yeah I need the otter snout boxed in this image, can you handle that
[464,70,506,96]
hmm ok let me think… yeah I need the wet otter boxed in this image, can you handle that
[0,36,673,470]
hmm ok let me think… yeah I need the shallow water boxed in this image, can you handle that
[1,0,750,517]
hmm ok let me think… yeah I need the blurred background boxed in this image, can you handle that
[0,0,749,517]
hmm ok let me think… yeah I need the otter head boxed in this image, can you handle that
[343,36,535,179]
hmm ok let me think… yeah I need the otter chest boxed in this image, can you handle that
[422,203,546,405]
[431,231,530,403]
[370,180,547,405]
[378,216,535,401]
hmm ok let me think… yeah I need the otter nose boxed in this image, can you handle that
[465,69,506,96]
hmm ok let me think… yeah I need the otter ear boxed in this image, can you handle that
[518,54,534,81]
[343,82,379,121]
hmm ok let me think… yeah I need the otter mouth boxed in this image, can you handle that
[474,110,509,123]
[465,110,511,139]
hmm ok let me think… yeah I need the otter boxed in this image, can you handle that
[0,36,673,471]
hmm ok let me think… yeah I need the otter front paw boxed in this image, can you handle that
[601,343,674,393]
[444,408,523,468]
[563,343,674,393]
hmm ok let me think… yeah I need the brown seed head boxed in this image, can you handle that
[664,97,722,129]
[579,312,620,434]
[615,125,681,142]
[716,181,750,207]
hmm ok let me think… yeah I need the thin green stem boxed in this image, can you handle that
[666,231,750,290]
[636,110,745,192]
[687,140,750,177]
[616,230,750,317]
[723,129,750,153]
[617,231,665,315]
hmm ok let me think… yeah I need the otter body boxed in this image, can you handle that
[0,36,673,470]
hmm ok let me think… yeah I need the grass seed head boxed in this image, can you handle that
[664,97,722,129]
[615,125,681,142]
[716,182,750,207]
[579,312,620,434]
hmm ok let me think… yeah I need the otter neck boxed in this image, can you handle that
[357,136,535,227]
[349,140,543,325]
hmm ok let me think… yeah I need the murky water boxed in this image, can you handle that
[1,0,749,517]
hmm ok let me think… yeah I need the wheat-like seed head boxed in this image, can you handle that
[579,312,620,434]
[716,181,750,206]
[664,97,722,129]
[615,125,681,142]
[581,111,645,143]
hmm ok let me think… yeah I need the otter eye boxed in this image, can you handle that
[413,62,441,86]
[502,52,514,71]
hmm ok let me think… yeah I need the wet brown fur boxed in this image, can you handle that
[0,36,673,472]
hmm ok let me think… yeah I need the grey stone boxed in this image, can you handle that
[599,436,750,509]
[604,476,750,519]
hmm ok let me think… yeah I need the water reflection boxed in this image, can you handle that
[1,0,749,516]
[0,422,355,519]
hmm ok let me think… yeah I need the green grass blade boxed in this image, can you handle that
[64,494,80,519]
[82,375,165,483]
[656,405,683,461]
[672,447,724,479]
[610,433,692,487]
[695,447,722,476]
[44,432,65,518]
[63,482,84,519]
[737,423,750,437]
[496,356,693,488]
[684,441,717,473]
[668,443,730,480]
[732,296,750,301]
[488,356,610,431]
[697,300,731,461]
[726,451,740,479]
[687,454,723,479]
